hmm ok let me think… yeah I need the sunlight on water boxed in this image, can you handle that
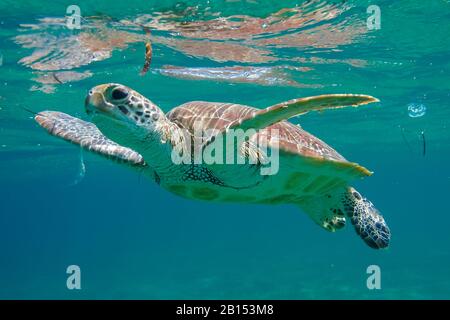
[407,103,427,118]
[68,148,86,186]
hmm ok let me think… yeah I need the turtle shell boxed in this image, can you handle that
[167,101,371,182]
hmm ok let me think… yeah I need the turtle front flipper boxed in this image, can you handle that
[202,94,378,149]
[341,187,391,249]
[35,111,145,166]
[236,94,379,131]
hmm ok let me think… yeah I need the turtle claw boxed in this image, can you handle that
[322,215,346,232]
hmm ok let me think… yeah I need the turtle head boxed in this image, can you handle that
[85,83,167,145]
[86,83,164,127]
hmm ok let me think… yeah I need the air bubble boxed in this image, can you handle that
[407,103,426,118]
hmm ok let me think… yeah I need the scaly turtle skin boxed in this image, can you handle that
[35,83,391,249]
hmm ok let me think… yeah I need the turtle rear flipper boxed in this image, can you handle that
[299,186,390,249]
[35,111,145,166]
[297,196,347,233]
[342,187,391,249]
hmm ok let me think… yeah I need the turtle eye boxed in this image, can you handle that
[111,88,129,100]
[353,191,362,200]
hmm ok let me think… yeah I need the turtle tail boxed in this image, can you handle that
[341,187,391,249]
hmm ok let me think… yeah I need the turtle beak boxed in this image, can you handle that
[85,95,93,114]
[85,85,113,115]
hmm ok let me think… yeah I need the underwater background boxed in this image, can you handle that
[0,0,449,299]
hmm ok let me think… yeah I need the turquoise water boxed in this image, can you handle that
[1,0,449,299]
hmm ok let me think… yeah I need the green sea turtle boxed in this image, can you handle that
[35,83,390,249]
